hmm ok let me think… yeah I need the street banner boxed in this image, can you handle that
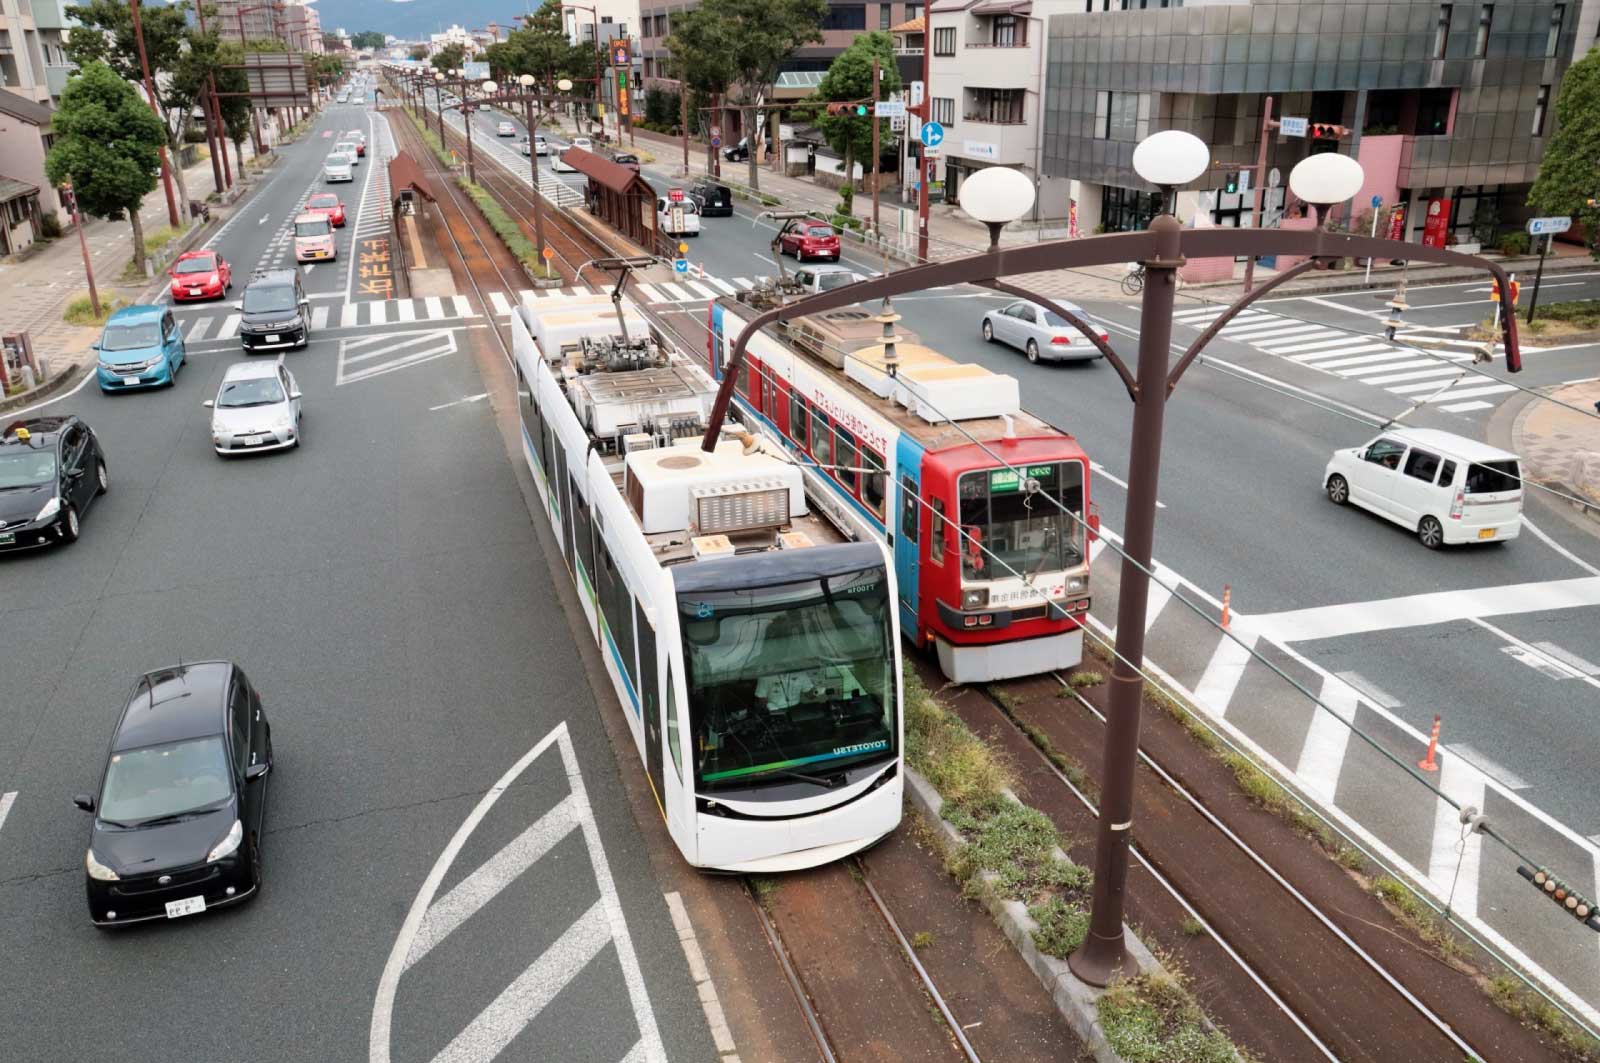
[1386,204,1406,241]
[1421,197,1450,248]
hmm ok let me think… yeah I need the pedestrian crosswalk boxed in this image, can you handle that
[482,275,761,317]
[178,296,479,342]
[1170,304,1520,414]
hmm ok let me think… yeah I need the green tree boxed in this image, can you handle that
[46,62,166,273]
[65,0,198,211]
[321,33,342,52]
[352,31,387,51]
[485,0,586,86]
[815,32,902,194]
[665,7,734,160]
[409,44,429,62]
[431,41,467,74]
[1529,47,1600,258]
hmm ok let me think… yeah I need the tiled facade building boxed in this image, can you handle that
[1043,0,1596,243]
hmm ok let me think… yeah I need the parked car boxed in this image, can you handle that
[304,192,346,227]
[236,269,311,352]
[292,213,336,263]
[657,194,701,237]
[323,153,354,183]
[722,136,769,162]
[981,299,1108,363]
[334,140,361,165]
[0,415,107,551]
[790,264,869,296]
[94,305,186,391]
[612,152,641,172]
[168,249,231,302]
[497,120,516,137]
[75,661,273,927]
[689,180,733,217]
[777,219,840,262]
[1323,428,1524,549]
[204,360,303,455]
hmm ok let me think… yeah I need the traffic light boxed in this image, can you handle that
[1223,171,1239,194]
[825,102,850,116]
[856,103,868,116]
[1311,123,1349,140]
[1518,866,1600,931]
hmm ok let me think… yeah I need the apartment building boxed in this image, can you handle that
[1,0,75,106]
[0,88,62,246]
[1042,0,1595,245]
[278,2,323,54]
[924,0,1077,219]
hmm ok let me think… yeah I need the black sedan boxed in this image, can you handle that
[76,661,274,926]
[0,416,107,551]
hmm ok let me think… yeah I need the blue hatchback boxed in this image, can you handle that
[95,305,185,392]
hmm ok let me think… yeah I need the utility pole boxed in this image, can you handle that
[871,55,881,237]
[62,183,100,319]
[680,88,689,176]
[915,14,930,261]
[193,0,225,194]
[130,0,181,228]
[1242,95,1278,293]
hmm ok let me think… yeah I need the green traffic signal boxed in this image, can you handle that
[1224,172,1238,194]
[856,104,868,116]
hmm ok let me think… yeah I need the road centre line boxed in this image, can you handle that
[664,892,741,1061]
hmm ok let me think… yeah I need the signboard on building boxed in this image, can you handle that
[1279,116,1308,137]
[1527,215,1572,236]
[963,140,999,161]
[875,99,906,119]
[1421,197,1451,248]
[890,116,906,133]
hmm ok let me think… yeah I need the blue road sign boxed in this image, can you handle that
[1371,194,1382,208]
[711,136,721,147]
[1527,216,1573,236]
[920,121,945,148]
[674,258,689,273]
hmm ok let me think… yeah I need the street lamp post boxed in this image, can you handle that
[699,141,1525,987]
[440,73,497,183]
[433,71,448,146]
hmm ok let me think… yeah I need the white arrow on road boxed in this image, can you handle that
[258,214,270,225]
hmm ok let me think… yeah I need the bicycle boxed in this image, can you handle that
[1120,262,1145,296]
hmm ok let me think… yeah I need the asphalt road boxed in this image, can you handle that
[0,99,713,1062]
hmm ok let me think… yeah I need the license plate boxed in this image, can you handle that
[189,287,202,295]
[266,334,280,343]
[1478,528,1496,540]
[243,435,263,446]
[122,376,142,386]
[165,895,206,919]
[0,532,14,545]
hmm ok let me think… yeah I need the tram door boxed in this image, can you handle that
[894,436,925,638]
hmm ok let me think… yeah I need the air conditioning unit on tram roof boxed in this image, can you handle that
[625,440,806,535]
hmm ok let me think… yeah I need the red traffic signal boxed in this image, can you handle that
[825,102,851,116]
[1310,123,1349,139]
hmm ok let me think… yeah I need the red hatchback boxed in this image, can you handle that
[168,250,231,302]
[305,192,346,227]
[778,219,841,262]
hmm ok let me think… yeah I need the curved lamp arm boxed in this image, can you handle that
[970,278,1136,399]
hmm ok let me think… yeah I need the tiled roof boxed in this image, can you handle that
[0,90,54,128]
[0,176,40,203]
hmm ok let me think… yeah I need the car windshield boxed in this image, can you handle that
[308,195,337,209]
[0,449,57,489]
[958,462,1086,582]
[173,257,215,275]
[326,155,348,167]
[98,736,232,825]
[295,219,331,237]
[216,377,286,408]
[816,272,858,291]
[1042,310,1080,327]
[574,138,591,147]
[679,566,897,792]
[101,321,160,351]
[242,285,296,314]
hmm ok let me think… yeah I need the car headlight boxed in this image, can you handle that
[961,587,988,610]
[35,496,60,523]
[207,819,243,863]
[86,849,120,881]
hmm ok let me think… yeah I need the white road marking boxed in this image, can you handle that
[1252,577,1600,643]
[1388,378,1470,395]
[685,280,718,300]
[425,296,445,319]
[1143,562,1177,632]
[337,330,457,385]
[1428,753,1486,920]
[489,290,514,316]
[258,213,270,225]
[395,300,416,323]
[304,264,317,274]
[368,301,388,325]
[1475,616,1600,692]
[186,317,214,342]
[1192,633,1257,721]
[658,282,691,301]
[1426,382,1515,401]
[1309,349,1414,370]
[1439,400,1494,413]
[1088,460,1166,508]
[1358,366,1468,386]
[311,306,330,330]
[219,314,241,338]
[1296,675,1357,802]
[0,791,16,836]
[706,276,737,295]
[1332,670,1402,709]
[665,891,740,1060]
[1446,742,1532,791]
[1533,641,1600,676]
[1335,357,1440,377]
[1302,295,1385,317]
[1278,335,1386,355]
[633,282,664,304]
[428,392,491,412]
[451,295,476,317]
[341,303,359,328]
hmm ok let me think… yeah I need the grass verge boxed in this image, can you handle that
[142,223,191,256]
[63,293,125,327]
[1098,974,1242,1063]
[1487,973,1600,1061]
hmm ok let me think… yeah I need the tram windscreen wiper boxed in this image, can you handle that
[758,767,841,788]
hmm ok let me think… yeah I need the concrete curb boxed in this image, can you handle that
[903,766,1207,1063]
[1186,255,1599,299]
[0,361,86,414]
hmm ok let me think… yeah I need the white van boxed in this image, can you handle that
[1323,427,1523,548]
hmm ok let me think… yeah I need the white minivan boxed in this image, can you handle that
[1323,427,1523,548]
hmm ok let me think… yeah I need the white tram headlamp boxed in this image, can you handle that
[961,587,988,611]
[1066,576,1086,594]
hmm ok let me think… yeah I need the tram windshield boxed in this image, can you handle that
[956,462,1085,581]
[679,566,897,792]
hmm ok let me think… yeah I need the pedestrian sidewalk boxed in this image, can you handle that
[0,143,264,410]
[1512,378,1600,525]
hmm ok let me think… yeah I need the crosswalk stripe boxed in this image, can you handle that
[1274,335,1377,355]
[396,300,416,323]
[1439,400,1495,413]
[1362,366,1468,385]
[1171,306,1228,322]
[1386,378,1463,395]
[341,303,359,328]
[707,276,737,295]
[1336,356,1438,377]
[312,306,330,330]
[489,291,514,316]
[1220,318,1317,337]
[684,281,717,300]
[187,317,213,342]
[1428,382,1515,402]
[220,314,241,338]
[1304,348,1407,369]
[633,282,664,303]
[369,302,389,325]
[425,296,444,319]
[731,277,753,289]
[452,295,476,317]
[658,282,691,301]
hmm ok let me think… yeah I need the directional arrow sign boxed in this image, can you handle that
[920,121,945,149]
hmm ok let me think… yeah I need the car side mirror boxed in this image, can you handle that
[73,793,95,812]
[203,399,215,409]
[245,763,269,783]
[90,341,101,351]
[289,390,302,401]
[299,299,309,310]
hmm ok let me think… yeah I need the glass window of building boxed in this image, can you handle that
[932,96,954,125]
[1474,4,1492,57]
[880,4,891,29]
[991,15,1018,45]
[933,26,956,54]
[1434,5,1451,58]
[823,5,867,30]
[1532,84,1550,136]
[1547,4,1564,58]
[1101,185,1165,232]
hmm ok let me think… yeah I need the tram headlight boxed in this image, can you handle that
[961,587,988,611]
[1066,576,1087,593]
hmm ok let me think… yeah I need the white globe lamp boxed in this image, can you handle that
[958,166,1037,249]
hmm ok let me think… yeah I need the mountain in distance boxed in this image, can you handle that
[312,0,539,42]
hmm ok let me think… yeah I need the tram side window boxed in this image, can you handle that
[930,497,946,563]
[637,600,659,744]
[790,391,807,446]
[666,673,682,780]
[836,428,859,491]
[597,539,638,692]
[900,475,918,541]
[863,450,886,519]
[573,486,596,582]
[811,408,833,468]
[520,370,544,468]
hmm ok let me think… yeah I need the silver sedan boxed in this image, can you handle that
[981,299,1107,363]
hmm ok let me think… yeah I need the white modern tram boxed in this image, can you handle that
[509,292,904,872]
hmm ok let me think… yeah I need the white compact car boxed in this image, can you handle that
[497,120,516,137]
[323,152,354,182]
[552,137,592,173]
[1323,427,1523,548]
[205,360,303,455]
[657,195,701,237]
[334,140,360,165]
